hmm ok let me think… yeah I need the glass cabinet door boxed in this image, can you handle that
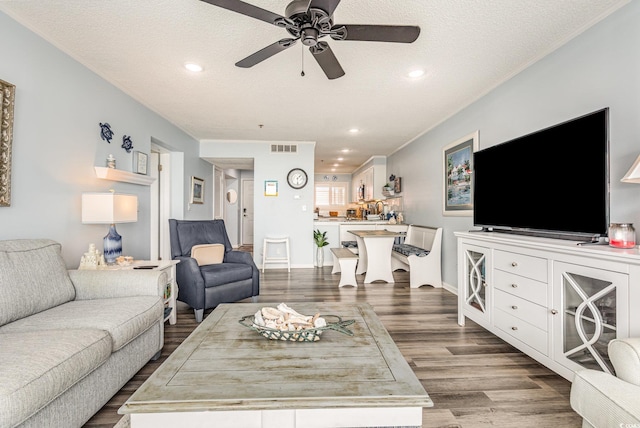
[459,244,491,327]
[553,262,629,374]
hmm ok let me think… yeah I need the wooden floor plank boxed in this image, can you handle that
[83,267,582,427]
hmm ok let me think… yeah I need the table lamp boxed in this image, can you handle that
[82,192,138,264]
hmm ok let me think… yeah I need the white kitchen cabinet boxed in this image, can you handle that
[455,231,640,381]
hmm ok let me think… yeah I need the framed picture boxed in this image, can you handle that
[393,177,402,193]
[264,180,278,197]
[133,151,148,175]
[190,176,204,204]
[0,79,16,207]
[443,131,479,216]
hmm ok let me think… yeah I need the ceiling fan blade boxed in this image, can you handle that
[332,25,420,43]
[310,42,345,80]
[236,39,298,68]
[309,0,341,16]
[200,0,287,26]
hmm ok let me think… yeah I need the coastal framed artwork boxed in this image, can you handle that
[443,131,479,216]
[264,180,278,196]
[0,79,15,207]
[190,176,204,204]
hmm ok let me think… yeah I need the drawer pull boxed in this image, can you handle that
[482,281,488,288]
[511,326,518,331]
[551,309,558,315]
[511,283,518,288]
[511,262,518,267]
[511,305,518,310]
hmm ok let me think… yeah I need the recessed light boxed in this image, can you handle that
[341,149,350,153]
[337,157,344,161]
[349,128,359,134]
[333,164,339,167]
[408,69,424,78]
[184,63,203,72]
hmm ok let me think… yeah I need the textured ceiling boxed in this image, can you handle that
[0,0,629,173]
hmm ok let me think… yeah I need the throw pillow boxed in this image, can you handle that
[191,244,225,266]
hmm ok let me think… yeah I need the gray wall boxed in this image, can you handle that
[388,1,640,289]
[0,11,213,267]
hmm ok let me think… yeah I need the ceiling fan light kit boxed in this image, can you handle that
[201,0,420,79]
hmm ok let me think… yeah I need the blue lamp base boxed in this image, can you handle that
[103,224,122,265]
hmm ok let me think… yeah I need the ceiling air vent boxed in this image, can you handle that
[271,144,297,153]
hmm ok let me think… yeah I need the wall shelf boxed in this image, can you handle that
[94,166,155,186]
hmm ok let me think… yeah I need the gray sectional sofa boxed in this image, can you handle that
[0,239,166,428]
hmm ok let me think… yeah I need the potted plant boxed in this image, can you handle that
[383,174,396,194]
[313,229,329,267]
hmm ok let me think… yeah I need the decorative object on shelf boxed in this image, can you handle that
[383,174,395,194]
[190,176,204,204]
[394,176,402,193]
[99,122,114,143]
[106,154,116,169]
[287,168,308,189]
[79,243,106,269]
[621,154,640,183]
[264,180,278,196]
[116,255,134,266]
[313,228,329,267]
[608,223,636,248]
[332,175,338,181]
[132,150,148,175]
[81,192,138,265]
[121,135,134,153]
[0,79,15,208]
[443,130,479,216]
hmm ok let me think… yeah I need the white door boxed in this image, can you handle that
[242,179,254,245]
[150,146,172,261]
[214,168,224,219]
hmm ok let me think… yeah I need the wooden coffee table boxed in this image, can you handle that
[119,302,432,428]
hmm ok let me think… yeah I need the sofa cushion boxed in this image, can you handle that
[393,243,430,257]
[0,296,162,351]
[0,239,76,326]
[201,263,254,288]
[0,329,111,428]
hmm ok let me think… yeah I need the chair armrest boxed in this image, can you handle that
[610,338,640,386]
[224,250,260,296]
[571,369,640,426]
[69,269,167,300]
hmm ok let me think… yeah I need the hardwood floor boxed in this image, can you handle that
[83,267,582,428]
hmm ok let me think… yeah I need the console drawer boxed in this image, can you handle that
[494,250,547,282]
[494,269,547,306]
[494,309,548,355]
[494,289,547,331]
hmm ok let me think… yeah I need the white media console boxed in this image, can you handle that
[455,231,640,381]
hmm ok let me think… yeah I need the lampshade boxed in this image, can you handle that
[82,193,138,224]
[621,155,640,184]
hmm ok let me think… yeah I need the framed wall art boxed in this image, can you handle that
[133,151,148,175]
[0,79,15,207]
[264,180,278,197]
[443,130,479,216]
[190,176,204,204]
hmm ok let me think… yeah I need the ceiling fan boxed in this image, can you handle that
[200,0,421,79]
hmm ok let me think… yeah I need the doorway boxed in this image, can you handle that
[150,146,172,261]
[241,179,254,246]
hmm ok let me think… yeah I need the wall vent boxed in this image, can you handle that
[271,144,297,153]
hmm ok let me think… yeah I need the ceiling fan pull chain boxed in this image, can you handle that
[301,43,305,77]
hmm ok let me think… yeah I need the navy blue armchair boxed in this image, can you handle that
[169,219,259,322]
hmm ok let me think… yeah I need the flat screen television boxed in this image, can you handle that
[473,108,609,241]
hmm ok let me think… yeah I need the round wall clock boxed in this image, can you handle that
[287,168,308,189]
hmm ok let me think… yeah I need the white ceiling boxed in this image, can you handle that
[0,0,629,173]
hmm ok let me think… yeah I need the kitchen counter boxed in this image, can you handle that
[314,218,395,224]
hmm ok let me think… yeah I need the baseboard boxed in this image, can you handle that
[442,281,457,295]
